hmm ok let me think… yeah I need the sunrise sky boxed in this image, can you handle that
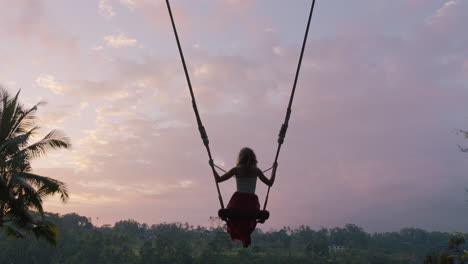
[1,0,468,232]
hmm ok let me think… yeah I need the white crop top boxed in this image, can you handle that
[236,177,257,193]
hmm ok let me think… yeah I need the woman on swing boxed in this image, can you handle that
[209,147,276,248]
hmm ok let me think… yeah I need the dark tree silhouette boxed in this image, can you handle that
[0,87,71,246]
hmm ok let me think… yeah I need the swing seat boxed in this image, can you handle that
[218,208,270,222]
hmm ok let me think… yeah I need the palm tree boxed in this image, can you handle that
[0,87,71,246]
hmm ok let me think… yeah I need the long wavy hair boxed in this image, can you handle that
[236,147,258,168]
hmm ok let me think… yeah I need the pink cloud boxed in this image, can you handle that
[120,0,192,33]
[0,0,79,56]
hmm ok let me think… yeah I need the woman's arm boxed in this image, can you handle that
[209,160,237,183]
[257,162,277,187]
[217,167,237,183]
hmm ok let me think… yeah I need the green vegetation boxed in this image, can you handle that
[0,88,71,246]
[0,212,453,264]
[424,130,468,264]
[424,233,467,264]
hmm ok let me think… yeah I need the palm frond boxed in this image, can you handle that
[0,127,38,156]
[9,174,36,193]
[5,90,23,137]
[26,195,44,216]
[16,129,71,159]
[5,197,34,228]
[18,172,69,202]
[2,224,25,238]
[37,182,69,202]
[0,88,43,143]
[0,90,18,142]
[9,173,44,215]
[4,154,30,175]
[32,221,59,247]
[9,101,45,137]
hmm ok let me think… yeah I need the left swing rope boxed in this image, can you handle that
[165,0,225,209]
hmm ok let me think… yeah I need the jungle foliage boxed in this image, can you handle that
[0,212,456,264]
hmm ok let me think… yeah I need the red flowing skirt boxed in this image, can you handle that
[226,191,260,248]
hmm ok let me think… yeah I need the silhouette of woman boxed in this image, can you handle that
[210,147,275,248]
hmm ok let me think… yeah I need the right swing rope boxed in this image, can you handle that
[262,0,317,211]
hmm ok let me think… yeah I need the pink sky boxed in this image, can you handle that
[1,0,468,232]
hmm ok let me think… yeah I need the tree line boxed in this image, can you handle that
[0,212,458,264]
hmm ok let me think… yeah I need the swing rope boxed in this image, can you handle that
[165,0,224,209]
[263,0,316,211]
[165,0,317,214]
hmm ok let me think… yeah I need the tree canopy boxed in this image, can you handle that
[0,87,71,246]
[0,212,454,264]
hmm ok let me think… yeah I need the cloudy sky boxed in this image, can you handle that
[1,0,468,232]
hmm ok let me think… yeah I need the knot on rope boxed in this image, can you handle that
[199,125,209,146]
[278,124,288,144]
[278,108,292,144]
